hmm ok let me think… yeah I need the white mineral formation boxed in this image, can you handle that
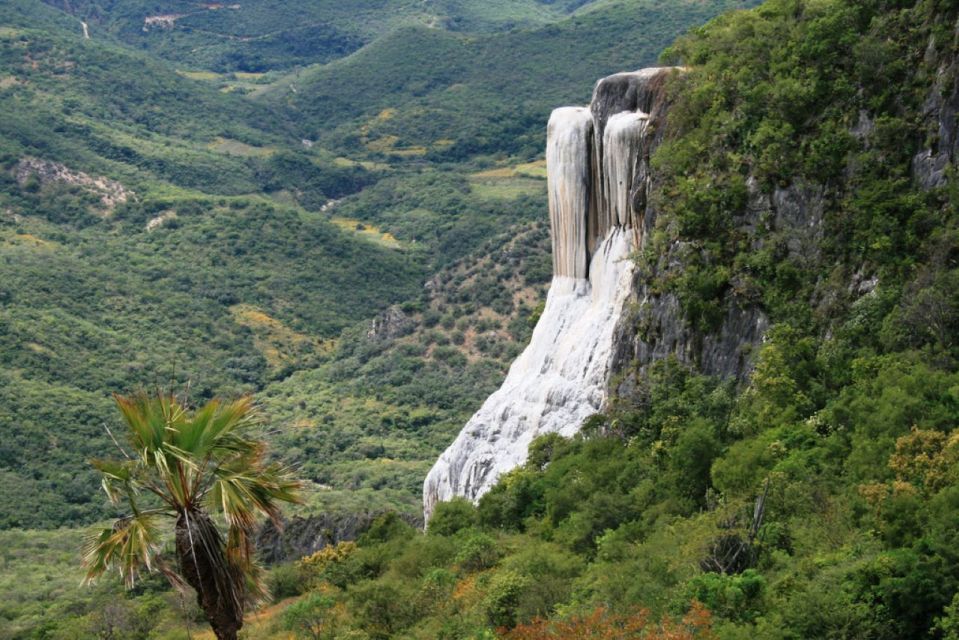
[423,68,673,520]
[603,112,648,228]
[546,107,592,278]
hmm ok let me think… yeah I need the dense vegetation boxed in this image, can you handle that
[0,0,741,536]
[7,0,957,638]
[156,1,958,639]
[273,0,759,160]
[45,0,604,73]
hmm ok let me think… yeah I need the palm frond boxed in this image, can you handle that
[114,392,167,454]
[227,524,268,604]
[91,458,137,504]
[203,397,262,459]
[206,457,302,529]
[174,398,220,455]
[83,512,162,588]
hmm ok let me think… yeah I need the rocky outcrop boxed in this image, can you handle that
[609,177,833,383]
[367,305,414,341]
[423,68,678,520]
[256,512,422,563]
[914,31,959,190]
[146,210,177,232]
[15,157,133,214]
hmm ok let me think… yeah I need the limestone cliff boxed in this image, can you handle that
[423,68,678,519]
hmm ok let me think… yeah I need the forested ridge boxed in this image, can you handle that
[4,0,959,637]
[0,0,753,636]
[245,1,959,638]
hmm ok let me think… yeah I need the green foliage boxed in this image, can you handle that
[350,578,418,640]
[652,0,956,334]
[268,562,310,601]
[277,0,758,160]
[684,570,765,623]
[936,592,959,640]
[454,531,501,572]
[430,497,479,536]
[484,570,532,628]
[280,592,339,640]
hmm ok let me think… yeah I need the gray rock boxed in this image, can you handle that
[367,305,413,341]
[256,511,422,564]
[913,24,959,189]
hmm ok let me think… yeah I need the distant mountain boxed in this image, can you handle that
[40,0,609,72]
[271,0,759,159]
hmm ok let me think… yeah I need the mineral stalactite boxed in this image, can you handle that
[423,67,676,521]
[603,112,648,229]
[546,107,592,279]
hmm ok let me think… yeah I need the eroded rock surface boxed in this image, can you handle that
[15,157,133,213]
[424,68,676,520]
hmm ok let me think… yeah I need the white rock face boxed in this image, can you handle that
[423,68,674,521]
[546,107,593,279]
[603,112,648,228]
[423,230,635,517]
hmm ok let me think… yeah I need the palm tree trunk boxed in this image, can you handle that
[175,510,244,640]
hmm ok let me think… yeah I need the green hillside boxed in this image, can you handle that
[272,0,759,159]
[42,0,605,73]
[0,7,426,529]
[230,1,959,639]
[1,0,926,637]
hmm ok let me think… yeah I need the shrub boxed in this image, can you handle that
[430,497,479,536]
[455,531,501,572]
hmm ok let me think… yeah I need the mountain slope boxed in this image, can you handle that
[276,1,959,639]
[269,0,760,159]
[41,0,608,73]
[0,8,426,528]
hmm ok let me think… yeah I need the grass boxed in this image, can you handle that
[1,230,58,250]
[192,602,295,640]
[176,69,221,81]
[207,136,276,157]
[472,159,548,179]
[333,156,392,171]
[229,304,332,370]
[514,159,547,178]
[469,175,545,200]
[329,216,403,249]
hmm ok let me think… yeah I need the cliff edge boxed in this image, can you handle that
[423,68,679,519]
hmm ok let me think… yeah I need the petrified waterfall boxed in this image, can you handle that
[423,68,674,520]
[546,107,592,278]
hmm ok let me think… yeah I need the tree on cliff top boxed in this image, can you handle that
[82,390,301,640]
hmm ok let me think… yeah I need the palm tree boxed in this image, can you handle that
[83,390,301,640]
